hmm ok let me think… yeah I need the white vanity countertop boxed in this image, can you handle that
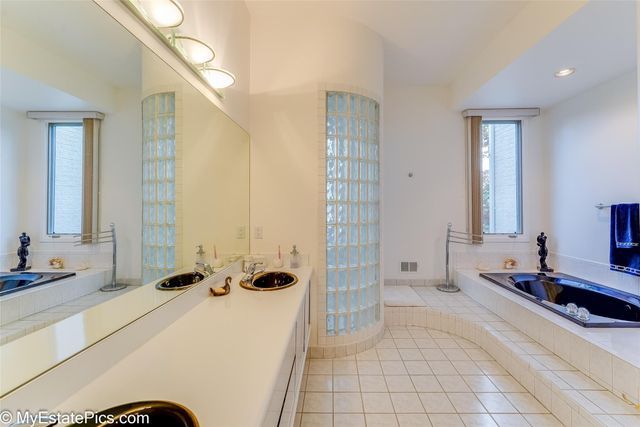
[55,267,311,427]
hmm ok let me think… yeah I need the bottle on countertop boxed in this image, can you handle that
[196,244,206,264]
[290,245,300,268]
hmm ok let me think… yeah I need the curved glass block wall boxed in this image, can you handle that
[325,92,380,336]
[142,92,177,283]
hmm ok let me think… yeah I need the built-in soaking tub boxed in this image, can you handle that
[479,272,640,327]
[0,271,76,297]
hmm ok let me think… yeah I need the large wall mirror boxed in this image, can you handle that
[0,0,249,395]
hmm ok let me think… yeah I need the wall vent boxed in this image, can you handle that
[400,262,418,273]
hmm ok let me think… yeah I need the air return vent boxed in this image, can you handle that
[400,262,418,273]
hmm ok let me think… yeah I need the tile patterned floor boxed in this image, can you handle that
[295,325,563,427]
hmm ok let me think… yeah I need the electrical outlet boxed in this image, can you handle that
[254,226,263,239]
[236,226,246,239]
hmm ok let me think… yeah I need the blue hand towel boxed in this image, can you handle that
[610,204,640,277]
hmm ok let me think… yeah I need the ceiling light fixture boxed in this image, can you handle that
[554,68,576,78]
[202,67,236,89]
[173,35,215,65]
[138,0,184,28]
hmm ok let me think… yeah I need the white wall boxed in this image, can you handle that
[383,86,549,281]
[250,14,384,346]
[544,71,640,286]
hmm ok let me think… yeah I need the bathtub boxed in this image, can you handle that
[479,272,640,327]
[0,271,76,297]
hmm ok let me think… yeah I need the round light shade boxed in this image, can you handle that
[174,36,215,65]
[554,68,576,78]
[203,67,236,89]
[139,0,184,28]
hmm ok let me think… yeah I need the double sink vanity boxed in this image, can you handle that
[2,263,311,427]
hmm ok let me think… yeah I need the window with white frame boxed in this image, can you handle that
[481,120,523,235]
[325,91,380,336]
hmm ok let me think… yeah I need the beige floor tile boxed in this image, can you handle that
[378,348,403,361]
[459,413,498,426]
[385,375,416,392]
[300,413,333,426]
[428,413,465,427]
[378,338,400,348]
[397,413,433,427]
[415,338,440,349]
[382,361,409,375]
[452,361,483,375]
[429,330,452,339]
[334,360,359,375]
[334,392,363,413]
[390,392,425,413]
[443,349,472,361]
[464,349,493,361]
[422,349,449,361]
[405,361,433,375]
[358,360,384,375]
[462,376,499,393]
[475,361,508,376]
[487,376,526,393]
[435,339,460,349]
[334,413,366,427]
[554,371,604,390]
[446,393,487,414]
[399,349,424,361]
[395,339,418,349]
[490,413,530,426]
[362,392,395,413]
[307,375,334,392]
[409,329,432,339]
[391,329,413,339]
[334,375,360,392]
[475,393,517,414]
[418,392,456,413]
[503,393,548,414]
[428,361,459,375]
[298,392,305,412]
[366,413,399,427]
[411,375,444,393]
[360,375,388,392]
[437,375,471,393]
[522,414,562,426]
[356,348,379,360]
[309,360,334,375]
[303,393,333,413]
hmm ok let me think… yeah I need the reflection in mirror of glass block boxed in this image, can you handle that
[338,313,347,335]
[167,181,175,201]
[327,158,336,179]
[337,93,347,113]
[338,203,347,224]
[349,182,358,202]
[360,161,367,181]
[349,269,359,290]
[338,291,347,313]
[350,203,358,224]
[166,159,175,180]
[349,246,358,267]
[327,180,336,201]
[338,269,348,290]
[327,116,337,135]
[327,137,337,157]
[327,204,336,224]
[338,136,348,157]
[338,247,348,268]
[350,161,358,182]
[337,225,347,246]
[359,119,367,138]
[327,314,336,336]
[167,226,175,246]
[350,94,357,114]
[337,159,348,180]
[327,291,336,313]
[327,92,336,112]
[167,205,175,225]
[350,118,358,137]
[350,312,357,332]
[327,225,336,246]
[327,247,336,268]
[327,269,336,291]
[349,225,358,245]
[338,116,348,135]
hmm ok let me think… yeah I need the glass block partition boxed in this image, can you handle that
[142,92,177,283]
[325,92,380,336]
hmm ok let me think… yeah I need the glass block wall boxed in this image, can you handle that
[325,92,380,336]
[142,92,177,283]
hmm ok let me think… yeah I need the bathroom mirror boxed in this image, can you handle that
[0,0,249,395]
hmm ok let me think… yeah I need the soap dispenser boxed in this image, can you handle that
[290,245,300,268]
[196,244,206,264]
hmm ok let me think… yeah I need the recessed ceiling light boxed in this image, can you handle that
[139,0,184,28]
[173,35,215,65]
[203,67,236,89]
[554,68,576,78]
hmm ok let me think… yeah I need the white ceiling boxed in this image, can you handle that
[246,0,529,86]
[461,1,637,109]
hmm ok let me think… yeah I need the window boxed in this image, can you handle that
[325,91,380,336]
[481,120,522,235]
[47,122,84,235]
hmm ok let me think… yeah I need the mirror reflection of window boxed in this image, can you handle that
[47,122,84,235]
